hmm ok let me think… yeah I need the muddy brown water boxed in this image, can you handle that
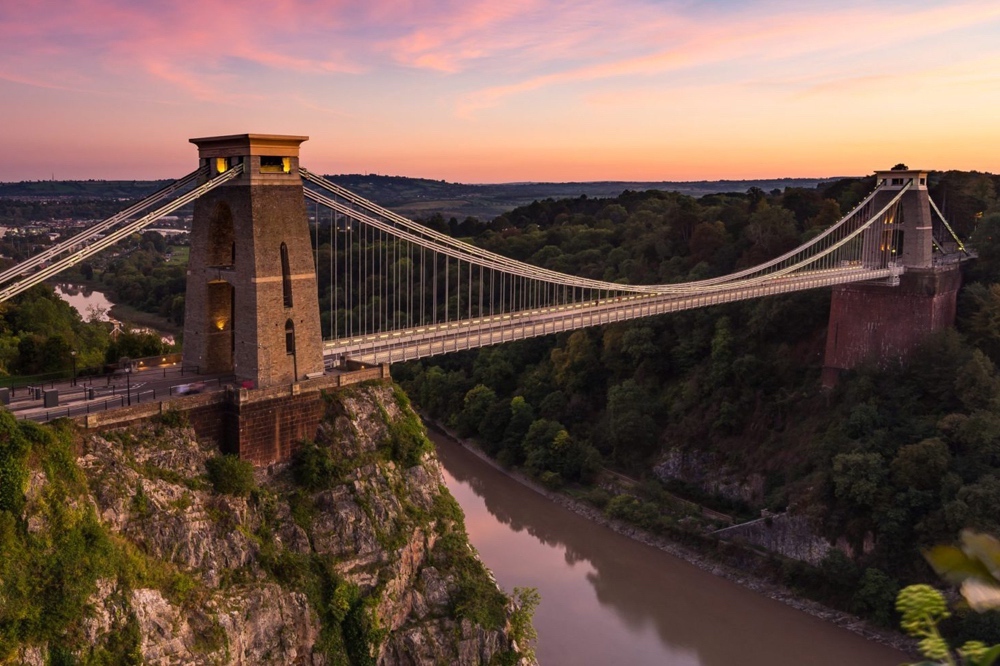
[431,429,907,666]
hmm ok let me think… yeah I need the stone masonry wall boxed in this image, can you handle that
[232,392,325,464]
[77,364,391,466]
[822,265,961,385]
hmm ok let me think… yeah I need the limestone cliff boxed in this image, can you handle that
[0,382,532,665]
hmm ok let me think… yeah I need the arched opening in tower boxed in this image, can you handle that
[206,281,235,373]
[208,202,236,268]
[280,242,293,308]
[285,318,297,380]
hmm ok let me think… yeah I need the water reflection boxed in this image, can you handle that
[432,429,904,666]
[54,283,112,321]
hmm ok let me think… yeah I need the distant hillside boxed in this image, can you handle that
[322,174,849,220]
[0,173,849,222]
[0,179,173,200]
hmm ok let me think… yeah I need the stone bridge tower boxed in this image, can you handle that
[182,134,324,387]
[822,169,963,386]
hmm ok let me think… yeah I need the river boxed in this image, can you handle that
[54,283,113,321]
[54,283,175,345]
[431,429,906,666]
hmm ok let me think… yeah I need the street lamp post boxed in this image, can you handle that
[70,350,77,387]
[120,356,132,406]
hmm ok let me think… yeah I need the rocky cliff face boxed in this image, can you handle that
[1,382,531,665]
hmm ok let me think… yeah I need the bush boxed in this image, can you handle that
[292,440,344,490]
[204,455,255,496]
[581,487,611,509]
[539,471,563,490]
[384,415,431,468]
[153,409,189,429]
[850,568,899,627]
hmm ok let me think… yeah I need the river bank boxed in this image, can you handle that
[424,416,915,659]
[53,281,180,343]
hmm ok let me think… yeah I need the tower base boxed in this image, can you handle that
[821,265,962,387]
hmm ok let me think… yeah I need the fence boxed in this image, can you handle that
[18,375,231,423]
[11,361,389,427]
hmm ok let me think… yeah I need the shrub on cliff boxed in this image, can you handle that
[291,440,346,490]
[205,454,255,496]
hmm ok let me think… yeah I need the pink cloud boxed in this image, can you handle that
[455,0,1000,114]
[0,0,363,96]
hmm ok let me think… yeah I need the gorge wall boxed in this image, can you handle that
[1,382,531,665]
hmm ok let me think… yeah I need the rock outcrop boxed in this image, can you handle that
[0,382,531,665]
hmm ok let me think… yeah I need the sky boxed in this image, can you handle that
[2,0,1000,183]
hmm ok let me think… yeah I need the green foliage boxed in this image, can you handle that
[0,489,120,659]
[0,410,31,514]
[607,379,658,470]
[383,411,432,468]
[152,409,189,429]
[499,396,534,466]
[896,583,1000,666]
[925,531,1000,612]
[851,568,900,627]
[291,440,346,490]
[831,452,886,508]
[387,175,1000,632]
[204,454,256,497]
[897,584,955,663]
[105,329,168,364]
[605,494,671,532]
[343,595,384,666]
[429,481,510,632]
[509,587,540,663]
[433,531,509,630]
[131,482,151,518]
[894,531,1000,665]
[430,487,465,525]
[457,384,497,438]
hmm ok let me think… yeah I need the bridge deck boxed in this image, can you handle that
[324,266,896,365]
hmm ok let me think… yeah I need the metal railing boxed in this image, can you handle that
[15,375,233,423]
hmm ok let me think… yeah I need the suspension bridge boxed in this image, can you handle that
[0,134,970,385]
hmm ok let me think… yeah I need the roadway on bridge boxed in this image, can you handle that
[5,364,233,423]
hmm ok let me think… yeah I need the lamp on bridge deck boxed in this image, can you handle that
[120,356,131,406]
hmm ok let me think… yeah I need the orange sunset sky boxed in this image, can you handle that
[2,0,999,183]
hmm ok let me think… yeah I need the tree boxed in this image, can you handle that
[831,452,886,508]
[742,204,799,265]
[105,330,166,364]
[500,397,534,465]
[607,380,658,469]
[955,351,1000,412]
[688,221,729,265]
[457,385,497,438]
[891,439,951,492]
[522,419,564,476]
[969,213,1000,281]
[961,283,1000,364]
[551,331,602,396]
[894,531,1000,665]
[851,568,899,627]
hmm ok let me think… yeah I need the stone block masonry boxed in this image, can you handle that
[78,364,391,466]
[822,265,961,386]
[183,134,324,388]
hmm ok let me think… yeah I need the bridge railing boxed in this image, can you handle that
[14,375,233,423]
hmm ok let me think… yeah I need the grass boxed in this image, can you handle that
[107,301,181,336]
[165,245,189,266]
